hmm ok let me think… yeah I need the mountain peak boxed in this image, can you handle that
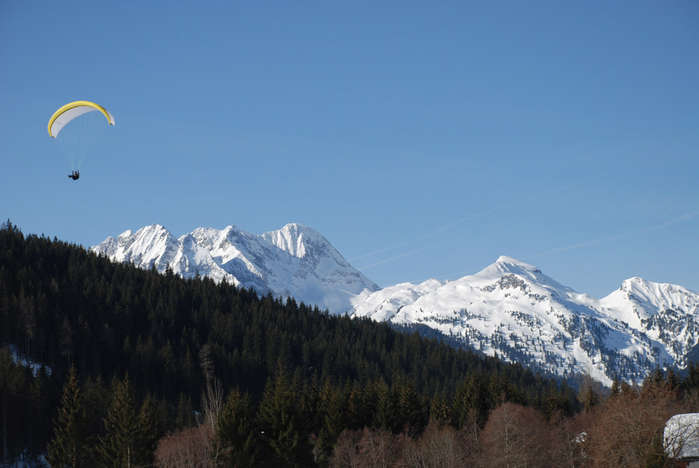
[619,276,686,297]
[262,223,330,259]
[495,255,538,270]
[220,224,244,236]
[281,222,312,232]
[278,223,324,242]
[139,223,168,233]
[93,222,378,313]
[614,276,699,310]
[621,276,647,287]
[474,255,543,281]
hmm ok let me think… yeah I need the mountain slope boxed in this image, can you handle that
[600,277,699,368]
[351,256,699,385]
[93,223,698,385]
[92,223,379,313]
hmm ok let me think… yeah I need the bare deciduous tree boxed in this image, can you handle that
[330,428,401,468]
[154,424,213,468]
[329,429,363,468]
[584,383,684,467]
[479,402,549,468]
[402,419,478,468]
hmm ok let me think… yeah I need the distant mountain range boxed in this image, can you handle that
[93,224,699,385]
[350,256,699,386]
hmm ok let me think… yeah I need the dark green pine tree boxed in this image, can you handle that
[0,347,23,463]
[665,368,679,391]
[372,379,393,430]
[95,375,143,468]
[29,365,55,457]
[429,392,451,426]
[175,392,195,429]
[396,381,427,436]
[686,363,699,390]
[217,389,259,467]
[47,365,87,468]
[345,382,374,430]
[81,375,109,461]
[136,394,161,467]
[313,381,346,465]
[257,367,310,467]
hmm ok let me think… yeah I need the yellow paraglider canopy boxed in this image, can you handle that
[48,100,115,138]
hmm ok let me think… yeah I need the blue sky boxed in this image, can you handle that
[2,1,697,297]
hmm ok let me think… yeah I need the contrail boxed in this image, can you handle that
[539,209,699,255]
[349,212,478,264]
[349,240,413,262]
[408,209,699,284]
[355,245,434,271]
[349,180,589,270]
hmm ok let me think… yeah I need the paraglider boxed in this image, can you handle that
[48,100,114,138]
[48,100,114,180]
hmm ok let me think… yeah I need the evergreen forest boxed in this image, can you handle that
[1,221,698,467]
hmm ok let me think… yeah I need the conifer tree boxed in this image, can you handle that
[373,379,393,430]
[258,367,309,466]
[217,389,258,467]
[429,392,451,426]
[313,381,345,465]
[0,348,22,463]
[96,375,142,468]
[81,375,109,457]
[30,366,54,457]
[320,381,346,441]
[47,366,86,468]
[578,375,600,413]
[665,368,679,391]
[345,383,367,430]
[175,392,194,428]
[137,395,161,466]
[397,381,426,436]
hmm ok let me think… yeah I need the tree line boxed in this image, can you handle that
[1,221,696,466]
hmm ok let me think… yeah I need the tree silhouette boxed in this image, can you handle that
[47,366,86,468]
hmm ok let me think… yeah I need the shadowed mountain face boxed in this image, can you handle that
[91,223,379,314]
[686,343,699,366]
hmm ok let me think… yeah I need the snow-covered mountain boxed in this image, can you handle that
[93,223,698,385]
[350,256,699,386]
[599,278,699,369]
[91,223,379,314]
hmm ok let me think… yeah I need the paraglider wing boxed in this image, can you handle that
[48,100,115,138]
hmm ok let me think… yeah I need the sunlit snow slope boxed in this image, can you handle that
[351,256,699,385]
[92,223,379,314]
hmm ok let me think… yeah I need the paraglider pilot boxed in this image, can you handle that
[68,170,80,180]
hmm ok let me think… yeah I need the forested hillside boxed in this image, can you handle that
[1,222,697,466]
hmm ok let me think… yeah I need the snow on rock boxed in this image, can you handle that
[351,256,698,386]
[351,279,444,322]
[600,277,699,368]
[92,223,379,314]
